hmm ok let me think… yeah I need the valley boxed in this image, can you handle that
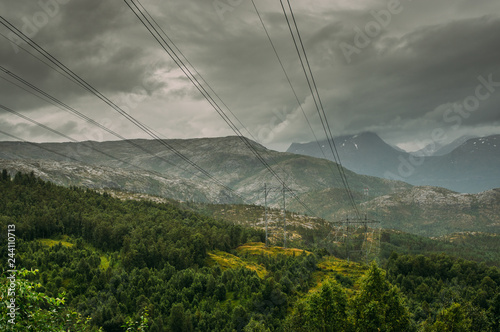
[1,171,499,331]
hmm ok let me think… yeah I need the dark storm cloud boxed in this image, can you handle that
[327,15,500,132]
[0,0,168,111]
[261,6,500,147]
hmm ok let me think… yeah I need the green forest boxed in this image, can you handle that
[1,171,499,331]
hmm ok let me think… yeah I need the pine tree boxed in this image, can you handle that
[350,261,413,332]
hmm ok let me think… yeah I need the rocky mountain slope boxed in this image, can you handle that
[0,159,235,203]
[415,135,500,193]
[0,137,410,208]
[364,186,500,236]
[412,135,475,157]
[287,132,402,179]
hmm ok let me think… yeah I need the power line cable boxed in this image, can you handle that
[134,0,314,200]
[1,9,312,215]
[134,0,322,210]
[250,0,322,151]
[0,75,245,202]
[0,18,197,172]
[279,0,361,218]
[0,67,186,173]
[134,0,293,181]
[0,31,191,151]
[0,104,243,202]
[0,102,146,168]
[0,31,72,82]
[125,0,316,216]
[250,0,342,188]
[0,15,243,202]
[0,129,83,164]
[1,9,315,216]
[125,0,265,163]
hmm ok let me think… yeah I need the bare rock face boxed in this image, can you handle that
[362,186,500,236]
[0,159,235,204]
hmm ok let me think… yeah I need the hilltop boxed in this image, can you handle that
[365,186,500,236]
[0,137,409,207]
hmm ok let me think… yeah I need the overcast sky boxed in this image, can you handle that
[1,0,499,152]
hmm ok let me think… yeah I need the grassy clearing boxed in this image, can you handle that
[311,256,367,292]
[207,250,267,278]
[39,237,111,271]
[232,242,367,292]
[236,242,312,258]
[38,238,74,248]
[100,255,110,270]
[317,256,366,276]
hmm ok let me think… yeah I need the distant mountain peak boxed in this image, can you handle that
[286,132,500,193]
[454,135,500,154]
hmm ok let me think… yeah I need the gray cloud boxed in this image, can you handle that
[0,0,499,151]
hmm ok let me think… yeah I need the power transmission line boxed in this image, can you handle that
[0,30,191,154]
[0,15,243,202]
[279,0,361,218]
[0,72,244,202]
[0,67,196,177]
[124,0,317,217]
[0,103,245,202]
[250,0,324,156]
[0,129,83,164]
[330,216,381,262]
[133,0,302,192]
[0,103,150,170]
[0,103,170,178]
[285,0,360,217]
[250,0,343,188]
[1,7,321,220]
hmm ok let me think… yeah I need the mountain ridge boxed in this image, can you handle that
[0,136,410,207]
[287,132,500,193]
[1,136,499,237]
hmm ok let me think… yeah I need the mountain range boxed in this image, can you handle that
[0,137,407,206]
[287,132,500,193]
[411,135,475,157]
[1,136,499,236]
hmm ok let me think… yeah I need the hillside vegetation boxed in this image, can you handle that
[1,172,499,331]
[177,199,500,267]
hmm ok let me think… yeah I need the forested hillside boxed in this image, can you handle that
[1,172,499,331]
